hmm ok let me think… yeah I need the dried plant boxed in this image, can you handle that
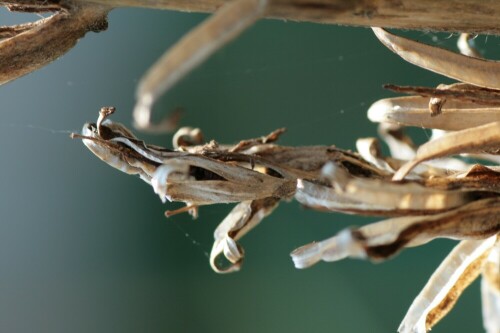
[75,29,500,326]
[2,1,500,333]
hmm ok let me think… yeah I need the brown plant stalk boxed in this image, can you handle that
[3,0,500,97]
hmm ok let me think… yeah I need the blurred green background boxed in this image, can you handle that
[0,6,488,333]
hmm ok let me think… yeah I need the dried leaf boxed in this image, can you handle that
[373,28,500,89]
[291,198,500,267]
[394,121,500,180]
[398,236,497,333]
[210,198,279,273]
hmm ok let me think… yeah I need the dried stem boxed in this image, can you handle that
[79,0,500,34]
[0,2,110,85]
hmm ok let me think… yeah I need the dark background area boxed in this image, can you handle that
[0,7,488,333]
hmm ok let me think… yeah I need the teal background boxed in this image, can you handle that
[0,7,487,333]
